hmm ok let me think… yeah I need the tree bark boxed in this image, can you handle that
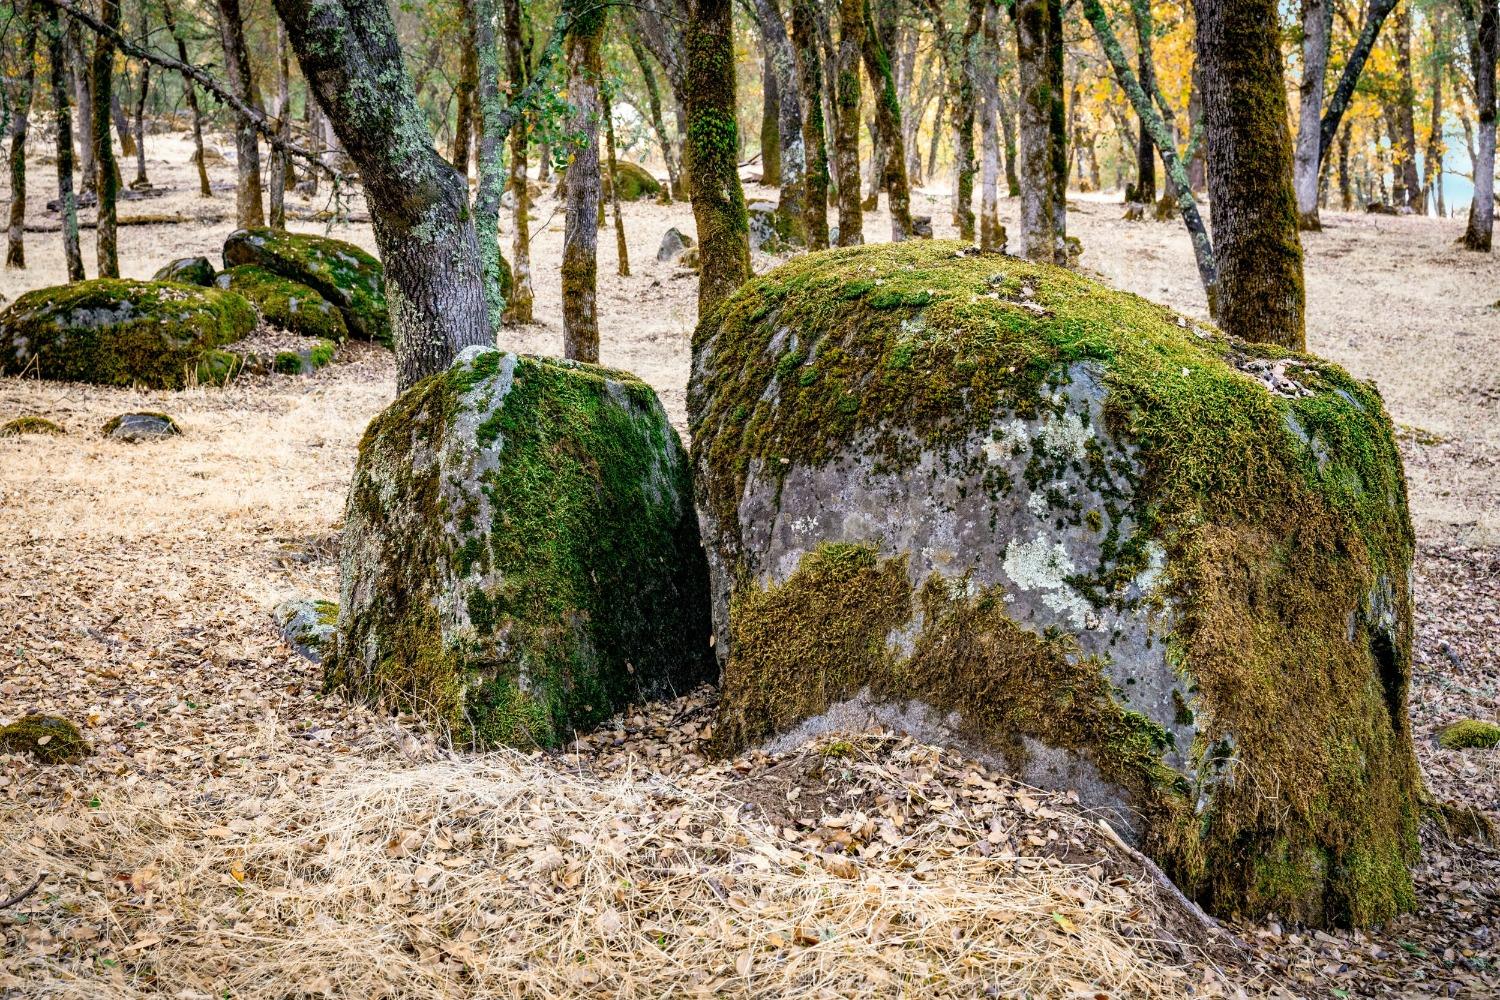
[1293,0,1331,229]
[760,48,781,186]
[754,0,804,241]
[832,0,864,245]
[131,59,149,189]
[627,31,679,203]
[562,0,603,359]
[504,0,534,323]
[217,0,263,228]
[1392,5,1422,212]
[1423,33,1444,217]
[1000,83,1021,196]
[45,5,83,281]
[1015,0,1053,261]
[454,0,477,181]
[92,0,120,277]
[1133,4,1155,202]
[470,0,510,335]
[862,0,912,241]
[1319,0,1399,168]
[7,2,38,269]
[1046,0,1066,263]
[66,22,95,198]
[268,21,290,226]
[273,0,492,388]
[790,0,830,248]
[604,93,631,277]
[1461,0,1496,251]
[1191,0,1305,349]
[685,0,752,315]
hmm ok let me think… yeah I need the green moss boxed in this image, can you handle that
[223,228,389,347]
[0,415,65,437]
[0,714,90,763]
[0,279,256,389]
[215,265,349,342]
[610,160,662,201]
[334,352,714,749]
[1437,720,1500,750]
[151,256,216,286]
[691,241,1420,928]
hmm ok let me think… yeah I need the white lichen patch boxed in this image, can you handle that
[1002,536,1092,628]
[1133,541,1167,595]
[1036,411,1090,462]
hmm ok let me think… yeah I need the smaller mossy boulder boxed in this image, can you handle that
[0,279,256,389]
[610,160,662,201]
[271,338,339,376]
[152,256,216,286]
[223,227,389,347]
[1438,720,1500,750]
[214,265,349,342]
[0,714,91,763]
[331,348,716,749]
[658,227,695,263]
[1,415,65,437]
[275,598,338,663]
[103,411,180,442]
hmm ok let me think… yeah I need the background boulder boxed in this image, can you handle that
[0,279,255,389]
[689,241,1422,928]
[152,256,216,286]
[223,227,390,347]
[332,349,714,748]
[215,264,349,342]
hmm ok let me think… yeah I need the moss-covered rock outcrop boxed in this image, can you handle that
[0,714,91,763]
[215,265,349,342]
[152,256,216,286]
[0,279,256,389]
[331,348,715,748]
[223,227,389,347]
[610,160,662,201]
[689,241,1421,928]
[1,415,65,437]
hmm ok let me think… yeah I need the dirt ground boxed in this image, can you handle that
[1,130,1498,998]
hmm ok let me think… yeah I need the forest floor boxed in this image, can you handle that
[1,131,1497,998]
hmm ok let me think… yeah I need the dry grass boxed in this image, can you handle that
[0,730,1234,1000]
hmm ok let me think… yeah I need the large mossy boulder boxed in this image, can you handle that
[0,279,256,388]
[223,227,389,347]
[152,255,216,286]
[331,348,715,748]
[610,160,662,201]
[214,265,349,342]
[689,241,1421,928]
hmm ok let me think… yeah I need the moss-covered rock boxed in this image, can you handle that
[152,256,216,286]
[689,241,1421,928]
[1,415,65,437]
[331,348,715,748]
[1437,720,1500,750]
[0,279,257,389]
[222,227,389,347]
[611,160,662,201]
[214,265,349,342]
[275,597,338,663]
[0,714,91,763]
[102,411,181,441]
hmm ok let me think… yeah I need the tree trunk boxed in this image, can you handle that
[92,0,120,277]
[217,0,263,228]
[790,0,830,249]
[1293,0,1331,229]
[685,0,752,315]
[1000,84,1021,196]
[454,0,477,181]
[1046,0,1067,263]
[627,33,679,204]
[897,24,923,186]
[941,0,982,240]
[862,0,912,241]
[760,48,782,186]
[1424,36,1444,217]
[131,60,149,189]
[1338,123,1352,210]
[504,0,534,323]
[268,22,290,226]
[832,0,864,245]
[604,86,631,277]
[754,0,805,241]
[111,88,134,158]
[1187,63,1206,191]
[1319,0,1399,167]
[7,2,38,270]
[1015,0,1053,261]
[274,0,492,388]
[1133,4,1155,202]
[1462,0,1496,251]
[66,23,96,198]
[44,6,84,281]
[562,0,603,359]
[1192,0,1305,349]
[927,87,945,180]
[1393,5,1422,212]
[160,3,210,198]
[979,62,1003,251]
[469,0,510,335]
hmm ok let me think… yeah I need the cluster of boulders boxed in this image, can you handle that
[0,227,388,390]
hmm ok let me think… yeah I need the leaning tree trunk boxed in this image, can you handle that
[754,0,804,241]
[685,0,752,314]
[273,0,492,388]
[1293,0,1331,229]
[1319,0,1399,168]
[6,2,38,270]
[562,0,604,359]
[1463,0,1496,251]
[92,0,120,277]
[1015,0,1053,262]
[1192,0,1305,349]
[627,33,679,204]
[44,6,83,281]
[162,1,210,197]
[217,0,263,228]
[503,0,535,323]
[862,0,912,242]
[789,0,830,249]
[832,0,864,245]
